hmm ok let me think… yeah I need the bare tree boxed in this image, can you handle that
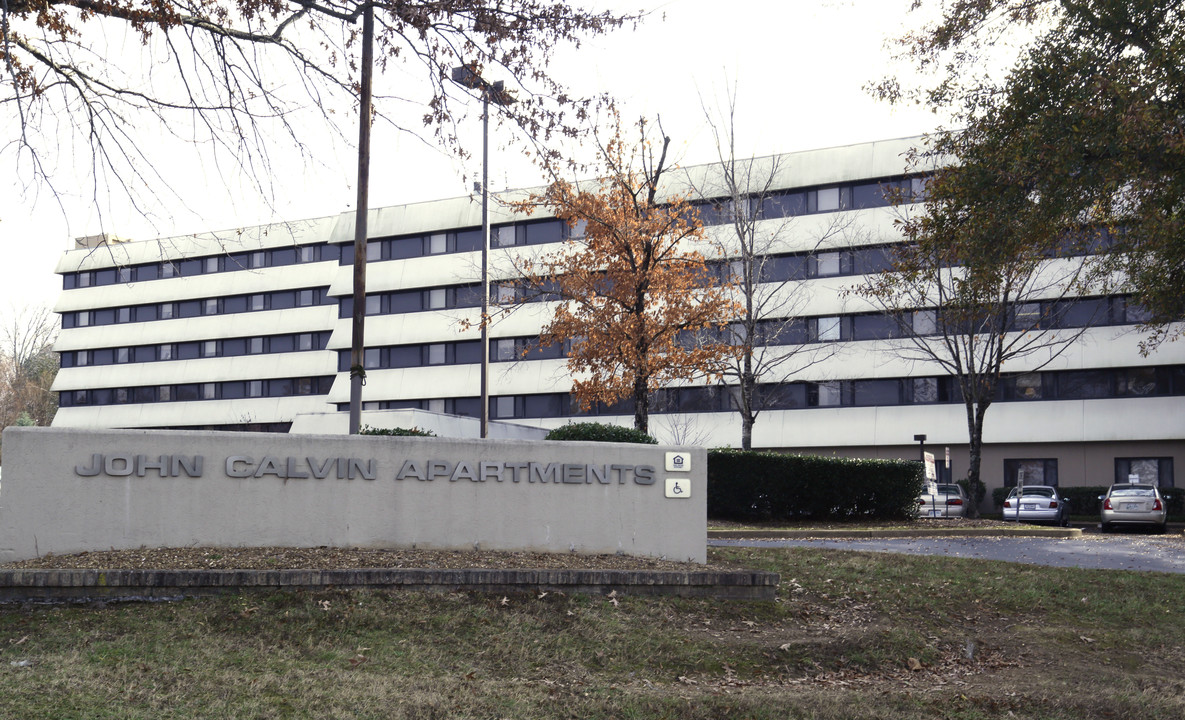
[685,87,846,450]
[0,304,59,461]
[855,169,1109,508]
[2,1,634,229]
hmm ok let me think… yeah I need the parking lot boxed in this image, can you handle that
[711,531,1185,574]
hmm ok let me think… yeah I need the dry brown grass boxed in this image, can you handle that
[2,546,1183,719]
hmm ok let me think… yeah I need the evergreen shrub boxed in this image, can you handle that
[545,422,658,444]
[359,426,436,437]
[708,449,924,521]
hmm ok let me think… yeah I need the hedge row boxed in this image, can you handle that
[707,449,924,521]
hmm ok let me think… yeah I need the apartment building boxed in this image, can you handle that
[51,137,1185,489]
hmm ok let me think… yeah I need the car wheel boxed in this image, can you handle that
[1100,522,1111,534]
[1156,522,1168,535]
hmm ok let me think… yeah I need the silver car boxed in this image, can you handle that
[918,483,969,518]
[1100,484,1168,534]
[1001,486,1069,526]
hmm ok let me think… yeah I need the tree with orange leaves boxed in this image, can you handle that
[512,117,739,434]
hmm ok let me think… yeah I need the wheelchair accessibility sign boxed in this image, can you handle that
[665,477,691,499]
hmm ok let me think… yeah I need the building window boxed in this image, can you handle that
[364,348,381,370]
[1012,303,1043,330]
[494,339,517,361]
[853,379,900,406]
[116,347,130,364]
[912,310,936,335]
[248,381,263,398]
[1012,373,1043,400]
[1115,458,1174,488]
[815,251,841,277]
[816,316,842,342]
[816,187,841,212]
[491,226,516,248]
[426,233,448,254]
[202,341,218,358]
[495,283,517,304]
[912,377,938,403]
[494,396,518,419]
[1004,459,1059,488]
[1057,370,1112,400]
[814,381,843,407]
[1118,367,1164,397]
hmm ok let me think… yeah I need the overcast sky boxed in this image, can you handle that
[0,0,942,327]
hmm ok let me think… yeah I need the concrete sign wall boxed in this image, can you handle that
[0,428,706,563]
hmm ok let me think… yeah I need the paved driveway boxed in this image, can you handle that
[709,534,1185,574]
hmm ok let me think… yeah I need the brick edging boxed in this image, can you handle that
[0,567,780,603]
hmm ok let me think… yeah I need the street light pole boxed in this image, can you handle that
[452,65,513,439]
[480,87,491,439]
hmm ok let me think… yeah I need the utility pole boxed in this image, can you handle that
[348,2,375,435]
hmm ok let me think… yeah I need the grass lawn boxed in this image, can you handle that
[2,547,1183,719]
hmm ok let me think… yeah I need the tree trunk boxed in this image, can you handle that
[633,374,649,434]
[740,357,755,450]
[964,399,990,518]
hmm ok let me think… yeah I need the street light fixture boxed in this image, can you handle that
[451,65,515,439]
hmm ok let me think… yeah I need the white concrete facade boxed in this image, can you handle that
[50,137,1185,492]
[0,427,706,562]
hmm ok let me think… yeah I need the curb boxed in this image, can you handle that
[0,567,780,604]
[709,527,1083,540]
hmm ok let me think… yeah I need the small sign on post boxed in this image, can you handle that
[923,452,937,481]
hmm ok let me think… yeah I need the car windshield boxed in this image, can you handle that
[938,485,961,494]
[1111,486,1156,498]
[1014,487,1054,498]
